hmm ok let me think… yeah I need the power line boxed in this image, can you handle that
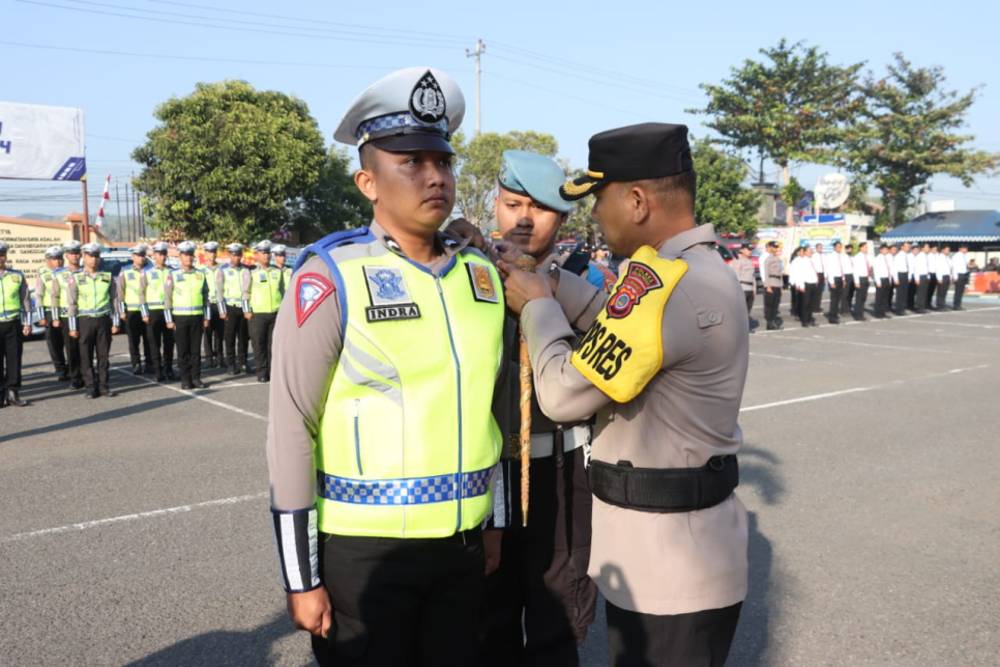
[483,70,648,121]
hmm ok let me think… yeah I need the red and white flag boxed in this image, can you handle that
[95,174,111,229]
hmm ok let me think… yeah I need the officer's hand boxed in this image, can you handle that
[23,325,31,337]
[143,317,150,324]
[52,319,61,328]
[244,312,253,321]
[166,322,175,330]
[39,319,48,327]
[444,217,489,255]
[498,261,553,315]
[69,330,79,339]
[483,528,503,576]
[493,240,527,267]
[219,312,227,320]
[203,320,209,329]
[766,287,772,294]
[287,587,333,638]
[111,326,120,335]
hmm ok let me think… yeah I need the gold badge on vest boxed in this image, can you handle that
[466,263,498,303]
[363,266,421,322]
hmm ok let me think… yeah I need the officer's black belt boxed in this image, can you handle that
[588,455,738,513]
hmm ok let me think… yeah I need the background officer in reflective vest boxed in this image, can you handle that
[116,244,152,375]
[482,150,597,666]
[271,244,293,295]
[50,240,85,389]
[502,123,749,667]
[0,242,32,408]
[66,243,121,398]
[266,67,506,666]
[35,245,68,380]
[164,241,210,390]
[140,242,176,382]
[246,240,283,384]
[217,243,251,376]
[200,241,225,369]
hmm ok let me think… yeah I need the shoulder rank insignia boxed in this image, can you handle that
[295,272,334,327]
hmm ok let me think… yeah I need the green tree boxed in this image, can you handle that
[843,53,1000,227]
[133,80,325,242]
[690,39,863,222]
[289,146,372,242]
[691,139,762,236]
[452,130,559,228]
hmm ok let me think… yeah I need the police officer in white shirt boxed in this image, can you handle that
[840,243,854,316]
[934,246,952,310]
[951,245,970,310]
[892,241,911,315]
[912,243,931,313]
[872,245,893,318]
[790,245,819,327]
[823,241,844,324]
[851,242,871,320]
[811,242,826,313]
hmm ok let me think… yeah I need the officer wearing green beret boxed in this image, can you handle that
[266,67,507,666]
[501,123,749,666]
[0,242,32,408]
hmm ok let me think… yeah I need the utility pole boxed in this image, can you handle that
[465,38,485,135]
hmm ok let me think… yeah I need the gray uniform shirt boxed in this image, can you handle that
[733,256,755,291]
[764,255,784,288]
[520,223,750,615]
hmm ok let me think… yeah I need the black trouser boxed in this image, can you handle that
[125,310,151,370]
[78,316,112,394]
[173,315,204,385]
[223,304,249,370]
[311,529,485,667]
[798,284,817,325]
[606,601,742,667]
[907,279,917,310]
[813,273,824,311]
[203,303,224,363]
[914,276,929,312]
[827,277,843,322]
[935,276,951,310]
[45,321,67,375]
[953,273,968,308]
[742,289,754,316]
[145,310,174,376]
[482,447,597,667]
[0,319,23,392]
[842,276,854,315]
[764,287,782,325]
[925,276,937,309]
[852,278,869,319]
[250,312,277,380]
[894,273,909,315]
[789,286,799,319]
[59,317,83,383]
[874,278,890,317]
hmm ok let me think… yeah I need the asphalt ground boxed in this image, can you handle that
[1,293,998,666]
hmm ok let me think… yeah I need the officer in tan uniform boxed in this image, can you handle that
[500,123,749,667]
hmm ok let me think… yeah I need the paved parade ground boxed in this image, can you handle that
[2,298,998,666]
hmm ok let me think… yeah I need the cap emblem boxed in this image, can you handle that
[410,71,447,124]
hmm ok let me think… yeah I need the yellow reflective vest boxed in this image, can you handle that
[306,229,505,538]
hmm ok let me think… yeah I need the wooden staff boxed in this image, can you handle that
[515,255,537,526]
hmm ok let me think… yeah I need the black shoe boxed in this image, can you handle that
[100,390,117,398]
[71,379,85,389]
[132,365,142,375]
[181,383,193,390]
[0,393,6,408]
[6,390,29,407]
[165,370,177,381]
[228,366,239,376]
[191,380,207,389]
[156,373,167,382]
[57,373,70,382]
[85,390,98,399]
[143,365,155,375]
[257,376,267,383]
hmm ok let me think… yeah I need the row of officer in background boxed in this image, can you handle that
[266,66,748,667]
[28,239,293,395]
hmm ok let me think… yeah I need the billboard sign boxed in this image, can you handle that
[0,102,86,181]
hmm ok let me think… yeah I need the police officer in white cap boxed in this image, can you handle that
[50,239,85,388]
[35,245,69,380]
[218,242,252,375]
[165,241,211,389]
[266,67,507,666]
[271,244,293,296]
[200,241,226,368]
[67,243,121,398]
[247,240,283,383]
[0,242,32,407]
[116,243,153,375]
[140,242,176,382]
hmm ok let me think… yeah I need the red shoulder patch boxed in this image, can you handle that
[295,272,334,327]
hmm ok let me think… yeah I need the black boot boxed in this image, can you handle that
[6,390,29,407]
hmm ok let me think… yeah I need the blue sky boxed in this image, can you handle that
[3,0,999,218]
